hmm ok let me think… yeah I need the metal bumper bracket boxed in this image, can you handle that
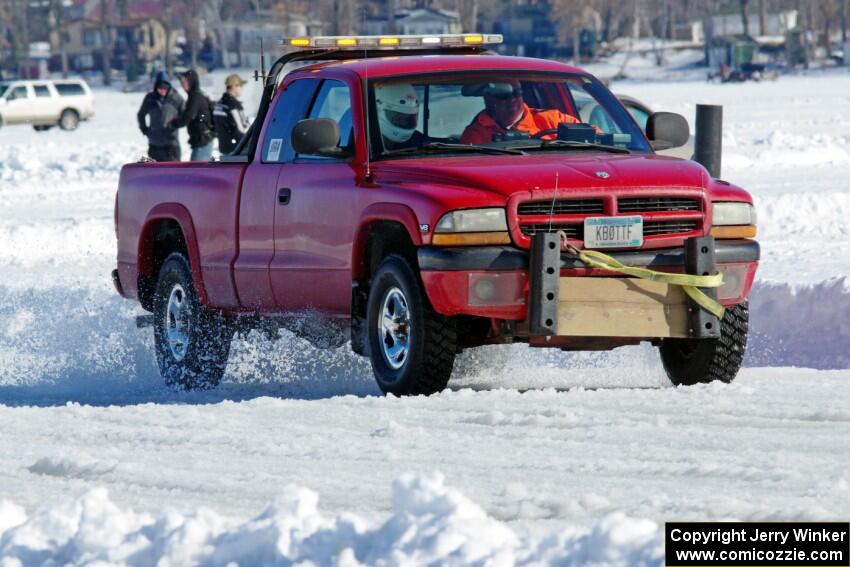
[529,232,561,335]
[684,236,721,339]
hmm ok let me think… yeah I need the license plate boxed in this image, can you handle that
[583,216,643,249]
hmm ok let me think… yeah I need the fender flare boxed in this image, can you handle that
[351,203,422,280]
[138,203,209,306]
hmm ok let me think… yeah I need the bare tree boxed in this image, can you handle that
[160,3,175,75]
[758,0,768,35]
[457,0,478,33]
[49,0,69,77]
[13,0,30,76]
[99,0,113,85]
[819,0,841,57]
[740,0,750,35]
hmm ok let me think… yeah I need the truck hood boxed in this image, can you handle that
[373,153,710,197]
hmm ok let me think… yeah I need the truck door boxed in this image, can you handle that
[235,78,319,311]
[270,78,361,314]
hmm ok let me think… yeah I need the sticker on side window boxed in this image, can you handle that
[267,138,283,161]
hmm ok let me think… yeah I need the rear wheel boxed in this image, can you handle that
[153,253,232,389]
[58,109,79,131]
[659,302,749,386]
[366,255,457,396]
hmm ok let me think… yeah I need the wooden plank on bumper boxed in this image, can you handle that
[558,277,689,338]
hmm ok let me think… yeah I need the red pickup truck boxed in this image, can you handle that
[113,35,759,395]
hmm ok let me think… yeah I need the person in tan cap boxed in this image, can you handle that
[213,74,251,154]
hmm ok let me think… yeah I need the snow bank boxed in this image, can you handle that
[0,474,662,566]
[724,130,850,170]
[749,279,850,369]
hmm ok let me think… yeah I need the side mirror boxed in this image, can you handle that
[646,112,690,150]
[291,118,348,158]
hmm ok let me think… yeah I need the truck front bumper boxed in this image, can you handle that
[418,239,759,331]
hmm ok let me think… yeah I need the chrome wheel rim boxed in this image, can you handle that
[378,287,411,370]
[165,284,190,362]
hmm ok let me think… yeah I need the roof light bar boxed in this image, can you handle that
[283,34,503,50]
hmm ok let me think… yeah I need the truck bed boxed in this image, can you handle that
[116,161,247,308]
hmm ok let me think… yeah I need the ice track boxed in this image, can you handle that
[2,70,850,564]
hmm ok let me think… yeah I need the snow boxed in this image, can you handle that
[0,476,662,566]
[2,67,850,564]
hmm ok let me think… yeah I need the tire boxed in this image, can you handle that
[366,254,457,396]
[33,125,53,132]
[58,109,79,131]
[153,252,232,389]
[659,302,749,386]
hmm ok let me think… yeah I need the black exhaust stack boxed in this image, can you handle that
[694,104,723,178]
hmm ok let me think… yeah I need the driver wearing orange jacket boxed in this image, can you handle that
[460,80,583,145]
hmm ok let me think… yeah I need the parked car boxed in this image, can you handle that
[113,34,758,395]
[608,94,694,159]
[0,79,94,131]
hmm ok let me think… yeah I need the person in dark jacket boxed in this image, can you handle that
[173,69,216,161]
[136,71,184,162]
[213,74,251,154]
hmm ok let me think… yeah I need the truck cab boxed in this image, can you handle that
[113,34,759,395]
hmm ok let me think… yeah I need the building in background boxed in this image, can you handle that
[220,9,323,68]
[365,9,462,36]
[51,0,176,74]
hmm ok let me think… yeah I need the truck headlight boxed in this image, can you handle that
[711,202,757,239]
[433,208,511,246]
[712,202,757,226]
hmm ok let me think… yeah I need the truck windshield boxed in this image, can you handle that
[0,85,8,98]
[370,72,651,158]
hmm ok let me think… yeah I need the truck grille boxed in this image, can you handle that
[520,223,582,238]
[519,220,699,239]
[517,199,604,215]
[515,193,704,246]
[643,220,699,235]
[618,197,701,212]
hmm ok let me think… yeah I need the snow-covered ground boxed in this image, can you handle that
[1,66,850,565]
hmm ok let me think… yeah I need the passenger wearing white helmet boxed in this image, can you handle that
[375,82,425,150]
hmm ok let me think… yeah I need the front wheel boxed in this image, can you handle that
[659,302,749,386]
[59,109,79,131]
[153,253,233,389]
[366,255,457,396]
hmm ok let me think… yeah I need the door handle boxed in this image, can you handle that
[278,187,291,205]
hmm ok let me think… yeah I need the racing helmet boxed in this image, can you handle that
[376,82,419,143]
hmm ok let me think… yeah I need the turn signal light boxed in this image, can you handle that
[710,225,757,239]
[431,232,512,246]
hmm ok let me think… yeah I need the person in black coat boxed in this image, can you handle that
[173,69,216,161]
[213,74,251,154]
[136,71,184,162]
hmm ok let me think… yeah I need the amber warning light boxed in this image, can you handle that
[282,34,503,49]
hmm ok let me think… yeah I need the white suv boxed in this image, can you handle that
[0,79,94,131]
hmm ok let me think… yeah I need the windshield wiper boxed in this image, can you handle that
[383,142,526,157]
[515,140,631,154]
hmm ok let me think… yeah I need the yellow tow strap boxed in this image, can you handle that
[560,239,726,320]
